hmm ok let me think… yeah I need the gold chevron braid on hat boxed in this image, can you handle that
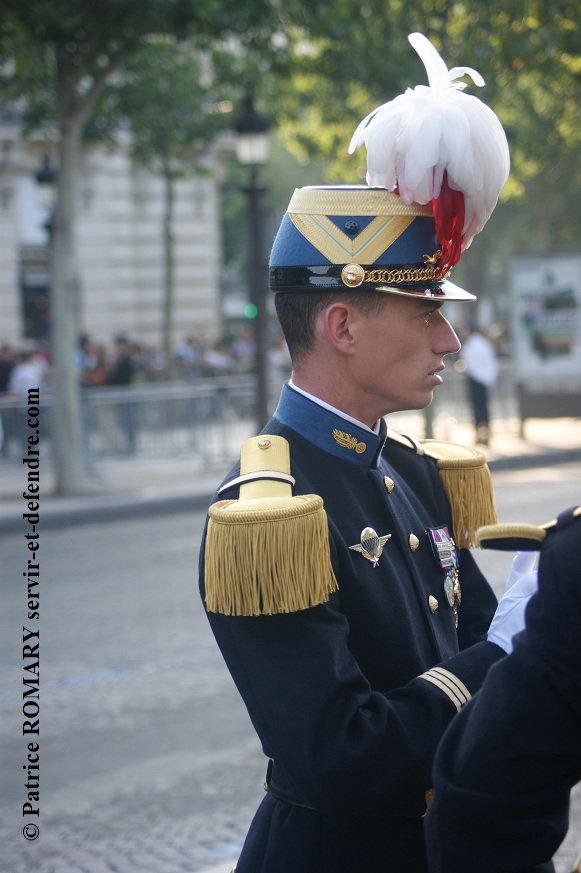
[289,212,415,265]
[419,439,498,549]
[204,435,338,616]
[288,187,433,216]
[477,506,581,551]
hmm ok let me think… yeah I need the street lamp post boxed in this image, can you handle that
[234,96,270,432]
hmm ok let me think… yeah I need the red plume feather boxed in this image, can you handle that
[432,172,464,277]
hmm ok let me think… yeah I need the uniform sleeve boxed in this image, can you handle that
[425,517,581,872]
[199,520,502,815]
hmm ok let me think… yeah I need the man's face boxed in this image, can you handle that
[348,295,461,422]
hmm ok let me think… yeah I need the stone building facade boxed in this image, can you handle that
[0,125,224,354]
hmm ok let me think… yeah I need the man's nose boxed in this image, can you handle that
[435,312,461,356]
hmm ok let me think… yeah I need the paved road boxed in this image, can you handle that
[1,506,263,873]
[1,462,580,872]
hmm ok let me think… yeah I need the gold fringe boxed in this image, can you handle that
[420,440,498,549]
[205,494,338,616]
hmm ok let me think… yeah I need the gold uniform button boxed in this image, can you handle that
[384,476,395,493]
[429,595,439,613]
[257,438,271,449]
[409,533,420,552]
[341,263,365,287]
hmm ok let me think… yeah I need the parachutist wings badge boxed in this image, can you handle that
[349,526,392,568]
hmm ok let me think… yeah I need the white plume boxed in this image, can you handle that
[348,32,510,250]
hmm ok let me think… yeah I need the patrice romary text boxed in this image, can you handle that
[21,386,41,837]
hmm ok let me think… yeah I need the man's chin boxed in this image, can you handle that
[417,393,435,411]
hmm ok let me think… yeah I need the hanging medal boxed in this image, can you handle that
[427,526,461,627]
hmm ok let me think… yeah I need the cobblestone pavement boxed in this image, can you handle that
[1,466,580,872]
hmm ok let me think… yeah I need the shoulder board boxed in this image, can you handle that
[420,438,487,463]
[385,432,486,464]
[385,430,423,453]
[478,505,581,551]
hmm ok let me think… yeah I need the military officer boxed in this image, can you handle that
[426,506,581,873]
[198,33,533,872]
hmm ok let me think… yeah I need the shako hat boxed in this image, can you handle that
[269,33,510,302]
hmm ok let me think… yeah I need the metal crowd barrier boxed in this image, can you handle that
[0,365,518,468]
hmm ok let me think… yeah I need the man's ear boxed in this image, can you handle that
[319,302,358,356]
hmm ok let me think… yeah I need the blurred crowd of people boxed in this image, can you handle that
[0,325,292,396]
[0,344,51,396]
[0,321,511,465]
[1,323,504,454]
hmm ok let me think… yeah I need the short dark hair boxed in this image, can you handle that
[274,291,388,364]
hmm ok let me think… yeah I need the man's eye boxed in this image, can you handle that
[423,310,435,326]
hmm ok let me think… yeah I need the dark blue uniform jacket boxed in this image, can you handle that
[198,384,503,872]
[426,506,581,873]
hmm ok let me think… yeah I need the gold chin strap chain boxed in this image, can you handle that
[364,265,444,284]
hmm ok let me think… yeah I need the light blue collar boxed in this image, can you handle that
[273,383,387,467]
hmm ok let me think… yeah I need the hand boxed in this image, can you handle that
[504,550,538,592]
[487,552,538,654]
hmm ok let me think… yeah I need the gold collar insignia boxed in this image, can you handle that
[333,429,367,454]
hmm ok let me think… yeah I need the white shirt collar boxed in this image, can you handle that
[288,378,381,435]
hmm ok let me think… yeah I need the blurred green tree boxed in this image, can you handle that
[270,1,579,258]
[217,1,578,325]
[0,0,301,494]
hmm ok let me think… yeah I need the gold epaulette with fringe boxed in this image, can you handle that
[420,439,498,549]
[204,435,338,616]
[386,430,497,549]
